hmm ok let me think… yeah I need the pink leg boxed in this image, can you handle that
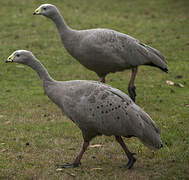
[73,141,89,165]
[99,76,106,83]
[128,67,138,102]
[58,141,89,168]
[115,136,136,169]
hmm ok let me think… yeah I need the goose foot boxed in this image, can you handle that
[125,153,136,169]
[56,162,81,169]
[57,141,89,169]
[128,86,136,102]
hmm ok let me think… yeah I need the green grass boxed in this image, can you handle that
[0,0,189,179]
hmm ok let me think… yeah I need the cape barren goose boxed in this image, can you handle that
[5,50,163,169]
[33,4,168,102]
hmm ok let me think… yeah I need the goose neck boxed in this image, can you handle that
[29,58,54,83]
[52,10,72,36]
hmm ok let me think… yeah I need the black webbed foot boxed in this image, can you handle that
[125,153,136,169]
[128,86,136,102]
[56,162,81,169]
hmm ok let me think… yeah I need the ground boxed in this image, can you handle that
[0,0,188,179]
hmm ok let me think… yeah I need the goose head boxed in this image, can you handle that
[33,4,58,19]
[5,50,35,65]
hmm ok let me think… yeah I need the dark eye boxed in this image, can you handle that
[43,7,47,10]
[16,54,20,57]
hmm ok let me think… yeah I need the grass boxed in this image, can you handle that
[0,0,189,179]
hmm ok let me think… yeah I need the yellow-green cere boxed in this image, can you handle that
[7,53,15,62]
[34,7,41,14]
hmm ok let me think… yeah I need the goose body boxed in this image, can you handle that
[34,4,168,102]
[5,50,162,169]
[61,28,167,76]
[46,79,161,144]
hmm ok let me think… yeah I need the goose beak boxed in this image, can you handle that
[5,53,14,63]
[33,7,41,15]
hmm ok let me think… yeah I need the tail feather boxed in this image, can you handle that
[138,42,168,72]
[146,45,166,63]
[128,104,162,150]
[146,63,168,73]
[138,109,162,150]
[139,110,161,135]
[160,67,168,73]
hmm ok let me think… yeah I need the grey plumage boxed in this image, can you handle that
[33,4,168,102]
[5,50,162,169]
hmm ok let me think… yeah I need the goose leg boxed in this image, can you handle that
[115,136,136,169]
[128,67,138,102]
[99,76,106,83]
[57,141,89,168]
